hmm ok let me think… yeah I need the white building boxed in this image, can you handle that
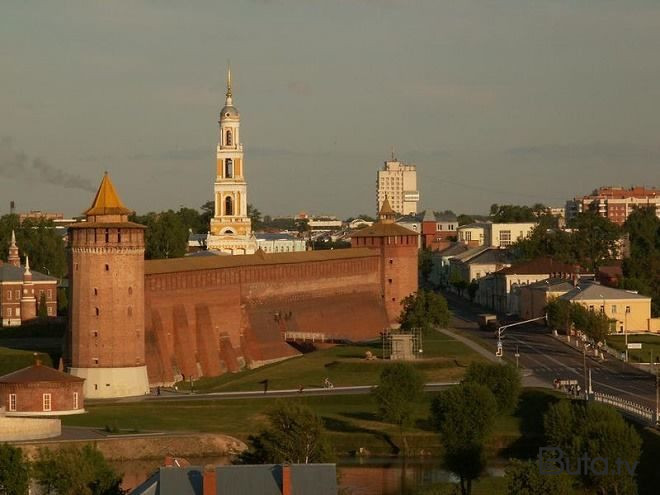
[256,233,307,253]
[377,156,419,215]
[457,222,538,248]
[308,217,342,231]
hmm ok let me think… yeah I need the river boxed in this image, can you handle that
[113,456,505,494]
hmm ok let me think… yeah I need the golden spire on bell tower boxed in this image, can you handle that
[226,64,232,100]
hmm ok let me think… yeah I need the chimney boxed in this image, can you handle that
[203,469,216,495]
[282,465,292,495]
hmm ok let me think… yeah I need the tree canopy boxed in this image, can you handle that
[622,207,660,316]
[463,362,521,414]
[431,383,498,495]
[33,445,124,495]
[543,400,641,495]
[0,444,29,495]
[238,401,332,465]
[399,290,451,331]
[373,362,424,454]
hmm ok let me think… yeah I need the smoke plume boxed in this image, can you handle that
[0,137,96,192]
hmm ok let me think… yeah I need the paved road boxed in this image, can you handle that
[89,382,459,405]
[444,292,658,409]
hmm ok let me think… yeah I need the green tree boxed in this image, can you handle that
[545,298,572,335]
[544,401,641,495]
[489,204,539,223]
[33,445,124,495]
[238,401,332,465]
[0,216,67,278]
[38,292,48,319]
[431,383,498,495]
[505,458,572,495]
[463,362,521,414]
[419,248,434,288]
[132,210,188,259]
[623,206,660,316]
[399,290,451,331]
[247,204,263,230]
[457,214,474,226]
[467,280,478,302]
[0,444,30,495]
[57,287,68,316]
[568,212,621,270]
[373,362,424,454]
[449,270,468,296]
[199,200,215,230]
[175,206,205,234]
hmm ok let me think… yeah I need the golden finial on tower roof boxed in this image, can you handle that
[226,64,232,99]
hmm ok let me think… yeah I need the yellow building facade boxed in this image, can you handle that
[207,68,257,255]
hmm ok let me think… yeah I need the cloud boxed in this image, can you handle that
[287,81,312,96]
[0,138,96,192]
[505,143,660,162]
[128,147,210,161]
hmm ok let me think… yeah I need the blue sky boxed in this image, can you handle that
[1,1,659,218]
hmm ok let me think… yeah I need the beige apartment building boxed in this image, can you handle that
[519,281,659,333]
[377,157,419,215]
[457,222,538,248]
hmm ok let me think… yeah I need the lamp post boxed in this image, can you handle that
[625,306,630,363]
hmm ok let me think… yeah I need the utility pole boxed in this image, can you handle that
[625,307,630,363]
[583,338,588,400]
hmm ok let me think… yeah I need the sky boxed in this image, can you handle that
[1,0,659,219]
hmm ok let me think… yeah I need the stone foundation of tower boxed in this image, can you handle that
[69,366,150,399]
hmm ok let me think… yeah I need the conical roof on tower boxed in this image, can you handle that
[378,196,397,224]
[84,172,133,216]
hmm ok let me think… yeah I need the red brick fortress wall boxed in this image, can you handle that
[143,249,390,386]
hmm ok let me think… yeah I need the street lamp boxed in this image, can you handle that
[625,306,630,363]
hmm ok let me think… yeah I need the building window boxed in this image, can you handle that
[15,308,20,317]
[95,307,100,316]
[589,305,594,311]
[75,263,79,271]
[93,358,99,365]
[225,196,234,216]
[73,392,79,410]
[226,129,233,146]
[7,291,11,301]
[47,307,53,316]
[9,393,16,412]
[47,289,52,298]
[93,288,98,296]
[600,305,605,313]
[43,393,51,412]
[626,306,631,313]
[500,230,512,246]
[611,305,617,313]
[15,290,20,299]
[105,264,110,271]
[225,158,233,178]
[128,287,133,296]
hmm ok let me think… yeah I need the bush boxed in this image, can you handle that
[463,362,521,414]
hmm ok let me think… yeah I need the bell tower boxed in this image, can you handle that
[207,67,257,255]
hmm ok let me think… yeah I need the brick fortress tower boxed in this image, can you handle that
[351,197,419,324]
[67,173,149,398]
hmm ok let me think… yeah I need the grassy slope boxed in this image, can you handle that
[0,346,53,375]
[190,331,486,393]
[606,334,660,363]
[63,389,559,458]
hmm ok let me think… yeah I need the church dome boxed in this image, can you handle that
[220,105,239,120]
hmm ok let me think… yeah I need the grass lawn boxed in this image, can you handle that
[63,389,561,458]
[188,330,487,393]
[0,346,52,376]
[606,334,660,363]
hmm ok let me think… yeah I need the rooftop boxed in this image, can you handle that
[559,283,651,302]
[145,247,378,275]
[351,222,419,238]
[84,173,133,217]
[497,257,582,276]
[0,263,57,282]
[0,363,84,384]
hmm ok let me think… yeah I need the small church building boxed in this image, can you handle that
[0,231,58,326]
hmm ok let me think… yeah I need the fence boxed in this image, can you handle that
[593,392,656,424]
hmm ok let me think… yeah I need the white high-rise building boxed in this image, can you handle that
[376,155,419,215]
